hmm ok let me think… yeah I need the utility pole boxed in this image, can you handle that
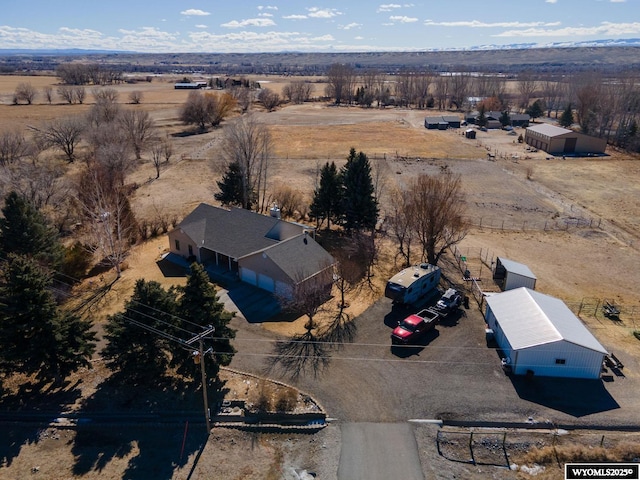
[186,326,215,434]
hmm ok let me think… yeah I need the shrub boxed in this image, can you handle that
[61,242,92,280]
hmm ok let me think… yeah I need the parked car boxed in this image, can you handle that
[391,309,439,344]
[434,288,462,315]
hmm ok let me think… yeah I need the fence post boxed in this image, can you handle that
[469,431,475,465]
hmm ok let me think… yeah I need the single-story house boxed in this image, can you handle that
[485,288,608,379]
[424,117,449,130]
[425,115,462,129]
[493,257,536,291]
[524,124,607,155]
[174,82,207,89]
[442,115,462,128]
[168,204,335,298]
[510,113,530,127]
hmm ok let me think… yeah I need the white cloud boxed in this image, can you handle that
[257,5,278,10]
[340,22,362,30]
[283,14,307,20]
[221,18,277,28]
[424,20,561,28]
[195,24,208,29]
[610,0,626,2]
[180,9,210,16]
[307,7,342,18]
[258,13,274,17]
[494,21,640,37]
[390,15,418,23]
[377,3,401,12]
[354,35,364,40]
[545,0,558,3]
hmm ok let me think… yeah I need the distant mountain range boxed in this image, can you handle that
[1,38,640,56]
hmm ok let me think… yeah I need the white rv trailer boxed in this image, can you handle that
[385,263,441,306]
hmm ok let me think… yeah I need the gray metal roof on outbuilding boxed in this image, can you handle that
[485,287,607,353]
[497,257,537,279]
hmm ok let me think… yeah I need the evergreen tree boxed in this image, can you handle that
[477,105,487,128]
[214,161,251,208]
[526,100,544,122]
[499,111,511,127]
[103,279,179,382]
[309,161,342,230]
[340,148,378,232]
[559,103,574,128]
[0,254,95,382]
[0,191,63,269]
[171,263,235,382]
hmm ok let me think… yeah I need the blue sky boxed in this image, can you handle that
[0,0,638,52]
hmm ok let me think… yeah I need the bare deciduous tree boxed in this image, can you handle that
[118,109,155,160]
[42,86,54,104]
[517,71,538,110]
[30,116,85,162]
[0,129,29,166]
[230,86,252,113]
[57,85,75,104]
[257,88,281,111]
[92,87,119,104]
[220,115,272,211]
[73,86,86,104]
[14,83,37,105]
[150,142,164,179]
[388,186,416,267]
[128,91,143,104]
[75,162,138,278]
[326,63,355,105]
[407,173,468,265]
[283,80,313,104]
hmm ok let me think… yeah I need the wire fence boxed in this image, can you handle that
[464,215,603,233]
[436,429,640,468]
[450,245,639,327]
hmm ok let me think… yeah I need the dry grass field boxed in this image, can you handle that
[1,74,640,479]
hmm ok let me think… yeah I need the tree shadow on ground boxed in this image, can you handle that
[510,376,620,417]
[71,371,228,479]
[265,310,357,381]
[0,377,83,468]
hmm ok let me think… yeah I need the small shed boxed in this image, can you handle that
[493,257,536,291]
[465,128,476,139]
[485,288,607,379]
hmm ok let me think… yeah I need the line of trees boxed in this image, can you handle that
[323,64,640,152]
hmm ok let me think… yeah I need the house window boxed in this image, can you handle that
[175,239,180,251]
[188,245,193,256]
[555,358,566,365]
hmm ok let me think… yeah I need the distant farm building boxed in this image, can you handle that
[424,115,462,129]
[174,82,207,89]
[485,288,607,379]
[493,257,537,291]
[524,124,607,155]
[465,111,530,128]
[465,128,476,139]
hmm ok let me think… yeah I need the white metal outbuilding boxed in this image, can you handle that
[493,257,537,291]
[485,288,607,379]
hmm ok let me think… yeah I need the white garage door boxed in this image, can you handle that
[258,273,275,292]
[241,268,257,285]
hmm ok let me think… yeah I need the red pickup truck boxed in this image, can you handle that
[391,309,440,344]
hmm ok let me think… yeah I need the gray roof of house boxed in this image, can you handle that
[441,115,461,122]
[511,113,530,121]
[256,234,335,283]
[498,257,537,279]
[425,116,446,123]
[526,123,572,137]
[486,288,607,353]
[177,204,283,259]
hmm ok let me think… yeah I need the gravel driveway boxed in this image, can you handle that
[229,296,639,428]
